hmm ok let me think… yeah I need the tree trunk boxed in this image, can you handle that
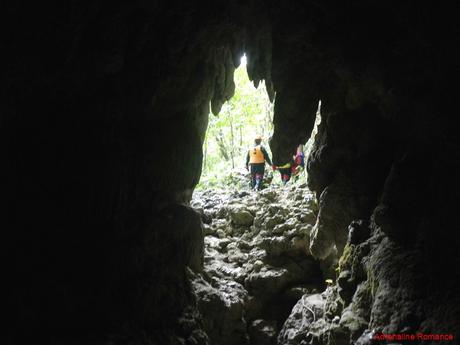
[216,129,229,161]
[203,133,208,172]
[230,117,235,169]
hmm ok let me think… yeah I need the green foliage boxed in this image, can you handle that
[338,243,354,274]
[198,57,274,189]
[198,57,321,190]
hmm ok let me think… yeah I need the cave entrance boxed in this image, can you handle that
[198,55,275,190]
[197,54,321,191]
[190,56,324,344]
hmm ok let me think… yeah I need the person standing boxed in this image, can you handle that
[274,145,305,185]
[292,145,305,182]
[276,161,293,185]
[245,135,274,190]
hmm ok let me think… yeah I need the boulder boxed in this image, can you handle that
[248,319,277,345]
[277,293,325,345]
[203,223,215,236]
[347,220,370,245]
[338,306,368,342]
[227,249,249,265]
[299,209,317,225]
[259,189,278,202]
[267,204,290,217]
[218,238,232,249]
[273,223,291,235]
[337,269,356,305]
[286,225,311,239]
[245,267,293,296]
[260,236,290,256]
[228,206,254,226]
[191,186,325,344]
[264,214,285,230]
[213,218,228,230]
[191,274,249,345]
[289,236,309,256]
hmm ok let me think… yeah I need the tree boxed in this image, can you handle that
[198,56,274,188]
[198,57,321,189]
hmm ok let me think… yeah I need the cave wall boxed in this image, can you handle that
[3,0,460,343]
[299,2,460,341]
[3,2,242,342]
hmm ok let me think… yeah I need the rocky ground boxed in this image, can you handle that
[178,177,460,345]
[190,183,328,345]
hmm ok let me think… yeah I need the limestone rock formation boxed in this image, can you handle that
[190,185,322,344]
[3,1,459,344]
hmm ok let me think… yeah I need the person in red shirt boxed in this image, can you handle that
[292,145,305,181]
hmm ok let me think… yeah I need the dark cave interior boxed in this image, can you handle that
[3,1,460,344]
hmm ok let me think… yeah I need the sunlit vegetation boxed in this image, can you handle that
[198,56,320,190]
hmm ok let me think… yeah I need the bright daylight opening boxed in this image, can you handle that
[197,55,321,190]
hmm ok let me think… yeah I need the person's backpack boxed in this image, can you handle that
[249,145,265,164]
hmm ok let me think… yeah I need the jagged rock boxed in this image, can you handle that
[347,220,370,245]
[335,282,372,344]
[231,226,248,236]
[303,194,318,212]
[289,236,309,256]
[245,267,292,296]
[278,293,325,345]
[354,330,377,345]
[213,218,228,230]
[273,223,291,235]
[309,182,355,260]
[285,217,300,228]
[252,260,264,272]
[299,210,317,225]
[248,319,277,345]
[253,213,265,228]
[216,207,228,219]
[320,322,349,345]
[218,238,232,249]
[282,286,320,302]
[227,249,249,265]
[260,236,290,256]
[259,189,278,202]
[286,225,312,238]
[228,205,254,226]
[193,187,341,343]
[203,223,215,236]
[309,220,336,261]
[267,204,290,217]
[216,229,226,238]
[236,239,253,251]
[191,274,249,345]
[319,250,339,281]
[264,214,285,230]
[6,1,460,344]
[323,286,343,320]
[337,270,356,305]
[338,306,368,342]
[204,236,221,250]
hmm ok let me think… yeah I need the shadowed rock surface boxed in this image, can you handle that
[3,1,460,344]
[191,185,321,345]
